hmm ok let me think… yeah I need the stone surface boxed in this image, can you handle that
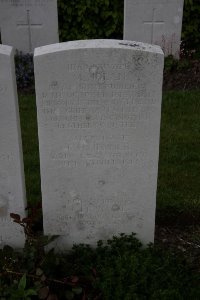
[34,39,164,250]
[124,0,184,57]
[0,0,59,53]
[0,44,26,248]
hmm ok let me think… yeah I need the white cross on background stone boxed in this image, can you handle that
[17,10,42,52]
[143,8,164,43]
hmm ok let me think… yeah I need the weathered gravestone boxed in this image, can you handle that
[34,39,164,249]
[0,44,26,248]
[124,0,184,58]
[0,0,59,53]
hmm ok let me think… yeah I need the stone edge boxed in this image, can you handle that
[0,44,13,56]
[34,39,164,57]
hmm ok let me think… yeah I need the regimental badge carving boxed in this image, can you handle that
[89,65,105,84]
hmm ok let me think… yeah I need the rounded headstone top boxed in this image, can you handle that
[34,39,164,57]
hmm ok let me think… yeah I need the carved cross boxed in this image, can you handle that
[17,10,42,52]
[143,8,164,43]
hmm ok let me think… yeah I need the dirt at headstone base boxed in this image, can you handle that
[163,59,200,90]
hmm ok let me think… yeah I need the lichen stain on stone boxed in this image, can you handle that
[0,195,8,217]
[77,221,85,231]
[98,180,106,186]
[85,113,91,120]
[119,42,139,48]
[0,84,7,95]
[126,213,135,221]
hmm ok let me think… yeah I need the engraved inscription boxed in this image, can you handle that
[39,62,157,131]
[0,153,13,161]
[50,134,149,169]
[38,59,158,172]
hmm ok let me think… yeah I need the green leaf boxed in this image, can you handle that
[18,274,26,290]
[72,286,83,295]
[65,290,74,300]
[36,268,44,276]
[25,289,38,296]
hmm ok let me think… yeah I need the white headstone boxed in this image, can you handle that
[124,0,184,58]
[0,0,59,53]
[0,44,26,248]
[34,39,164,250]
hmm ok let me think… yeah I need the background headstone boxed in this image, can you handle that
[124,0,184,57]
[0,44,26,248]
[34,39,164,250]
[0,0,59,53]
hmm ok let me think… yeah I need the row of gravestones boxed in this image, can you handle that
[0,0,184,57]
[0,39,164,251]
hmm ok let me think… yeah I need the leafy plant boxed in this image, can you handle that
[164,55,192,73]
[1,229,200,299]
[9,274,37,300]
[164,55,179,72]
[182,0,200,56]
[57,0,123,42]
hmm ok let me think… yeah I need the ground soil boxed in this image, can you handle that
[155,225,200,271]
[163,59,200,90]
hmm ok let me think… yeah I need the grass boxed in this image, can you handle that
[18,90,200,224]
[18,94,41,204]
[157,90,200,224]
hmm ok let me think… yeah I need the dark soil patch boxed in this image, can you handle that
[163,59,200,90]
[155,209,200,267]
[156,209,200,228]
[155,225,200,271]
